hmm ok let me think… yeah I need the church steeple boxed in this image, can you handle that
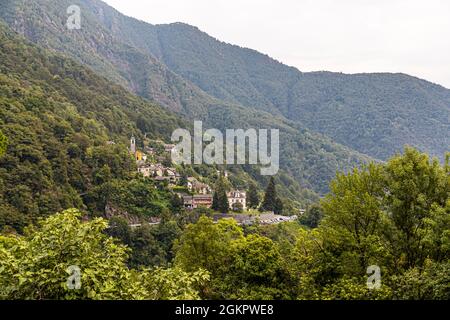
[130,136,136,154]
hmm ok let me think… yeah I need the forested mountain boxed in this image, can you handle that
[2,0,448,163]
[0,22,190,227]
[0,0,373,197]
[109,21,450,161]
[0,21,330,226]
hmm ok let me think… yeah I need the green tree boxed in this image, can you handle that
[211,190,220,211]
[0,209,208,300]
[212,176,229,213]
[170,193,184,214]
[178,173,188,187]
[390,260,450,300]
[247,182,260,209]
[217,188,230,213]
[260,177,279,213]
[384,147,449,269]
[152,218,182,262]
[174,217,243,298]
[0,209,142,299]
[107,216,132,245]
[138,266,209,300]
[229,234,283,299]
[320,163,392,276]
[421,201,450,262]
[232,202,244,213]
[296,148,449,299]
[299,204,324,229]
[274,197,284,215]
[128,225,166,268]
[320,277,392,300]
[174,217,239,273]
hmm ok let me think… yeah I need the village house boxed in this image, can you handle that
[164,144,176,153]
[154,176,171,184]
[138,164,163,178]
[187,177,211,195]
[182,194,213,209]
[165,168,180,184]
[137,165,152,177]
[227,190,247,211]
[137,163,181,184]
[144,146,155,156]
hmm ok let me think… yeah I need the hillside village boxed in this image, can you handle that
[127,136,299,225]
[130,136,245,209]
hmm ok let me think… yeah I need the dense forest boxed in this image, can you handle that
[144,23,450,161]
[0,22,189,228]
[1,147,448,299]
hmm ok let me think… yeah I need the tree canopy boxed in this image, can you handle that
[0,209,208,300]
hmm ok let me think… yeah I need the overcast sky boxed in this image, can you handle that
[102,0,450,88]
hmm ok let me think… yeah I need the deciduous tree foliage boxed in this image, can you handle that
[0,24,183,225]
[0,148,448,300]
[174,216,289,299]
[293,148,449,299]
[0,209,208,300]
[384,148,449,269]
[299,204,324,229]
[173,148,449,300]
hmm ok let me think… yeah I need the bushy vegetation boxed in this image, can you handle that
[0,148,448,300]
[0,130,6,157]
[174,148,450,300]
[0,209,208,300]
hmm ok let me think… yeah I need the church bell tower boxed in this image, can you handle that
[130,136,136,154]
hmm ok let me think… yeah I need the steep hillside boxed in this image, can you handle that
[0,23,186,225]
[0,23,329,225]
[132,23,450,161]
[0,0,216,117]
[0,0,372,196]
[45,0,448,161]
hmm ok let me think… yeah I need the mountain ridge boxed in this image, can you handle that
[71,0,449,160]
[141,21,449,160]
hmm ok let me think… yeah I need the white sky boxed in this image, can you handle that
[102,0,450,88]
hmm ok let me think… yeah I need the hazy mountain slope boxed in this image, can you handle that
[147,24,450,160]
[77,8,449,160]
[0,0,373,196]
[288,72,450,160]
[0,0,216,117]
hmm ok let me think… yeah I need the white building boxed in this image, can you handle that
[227,190,247,211]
